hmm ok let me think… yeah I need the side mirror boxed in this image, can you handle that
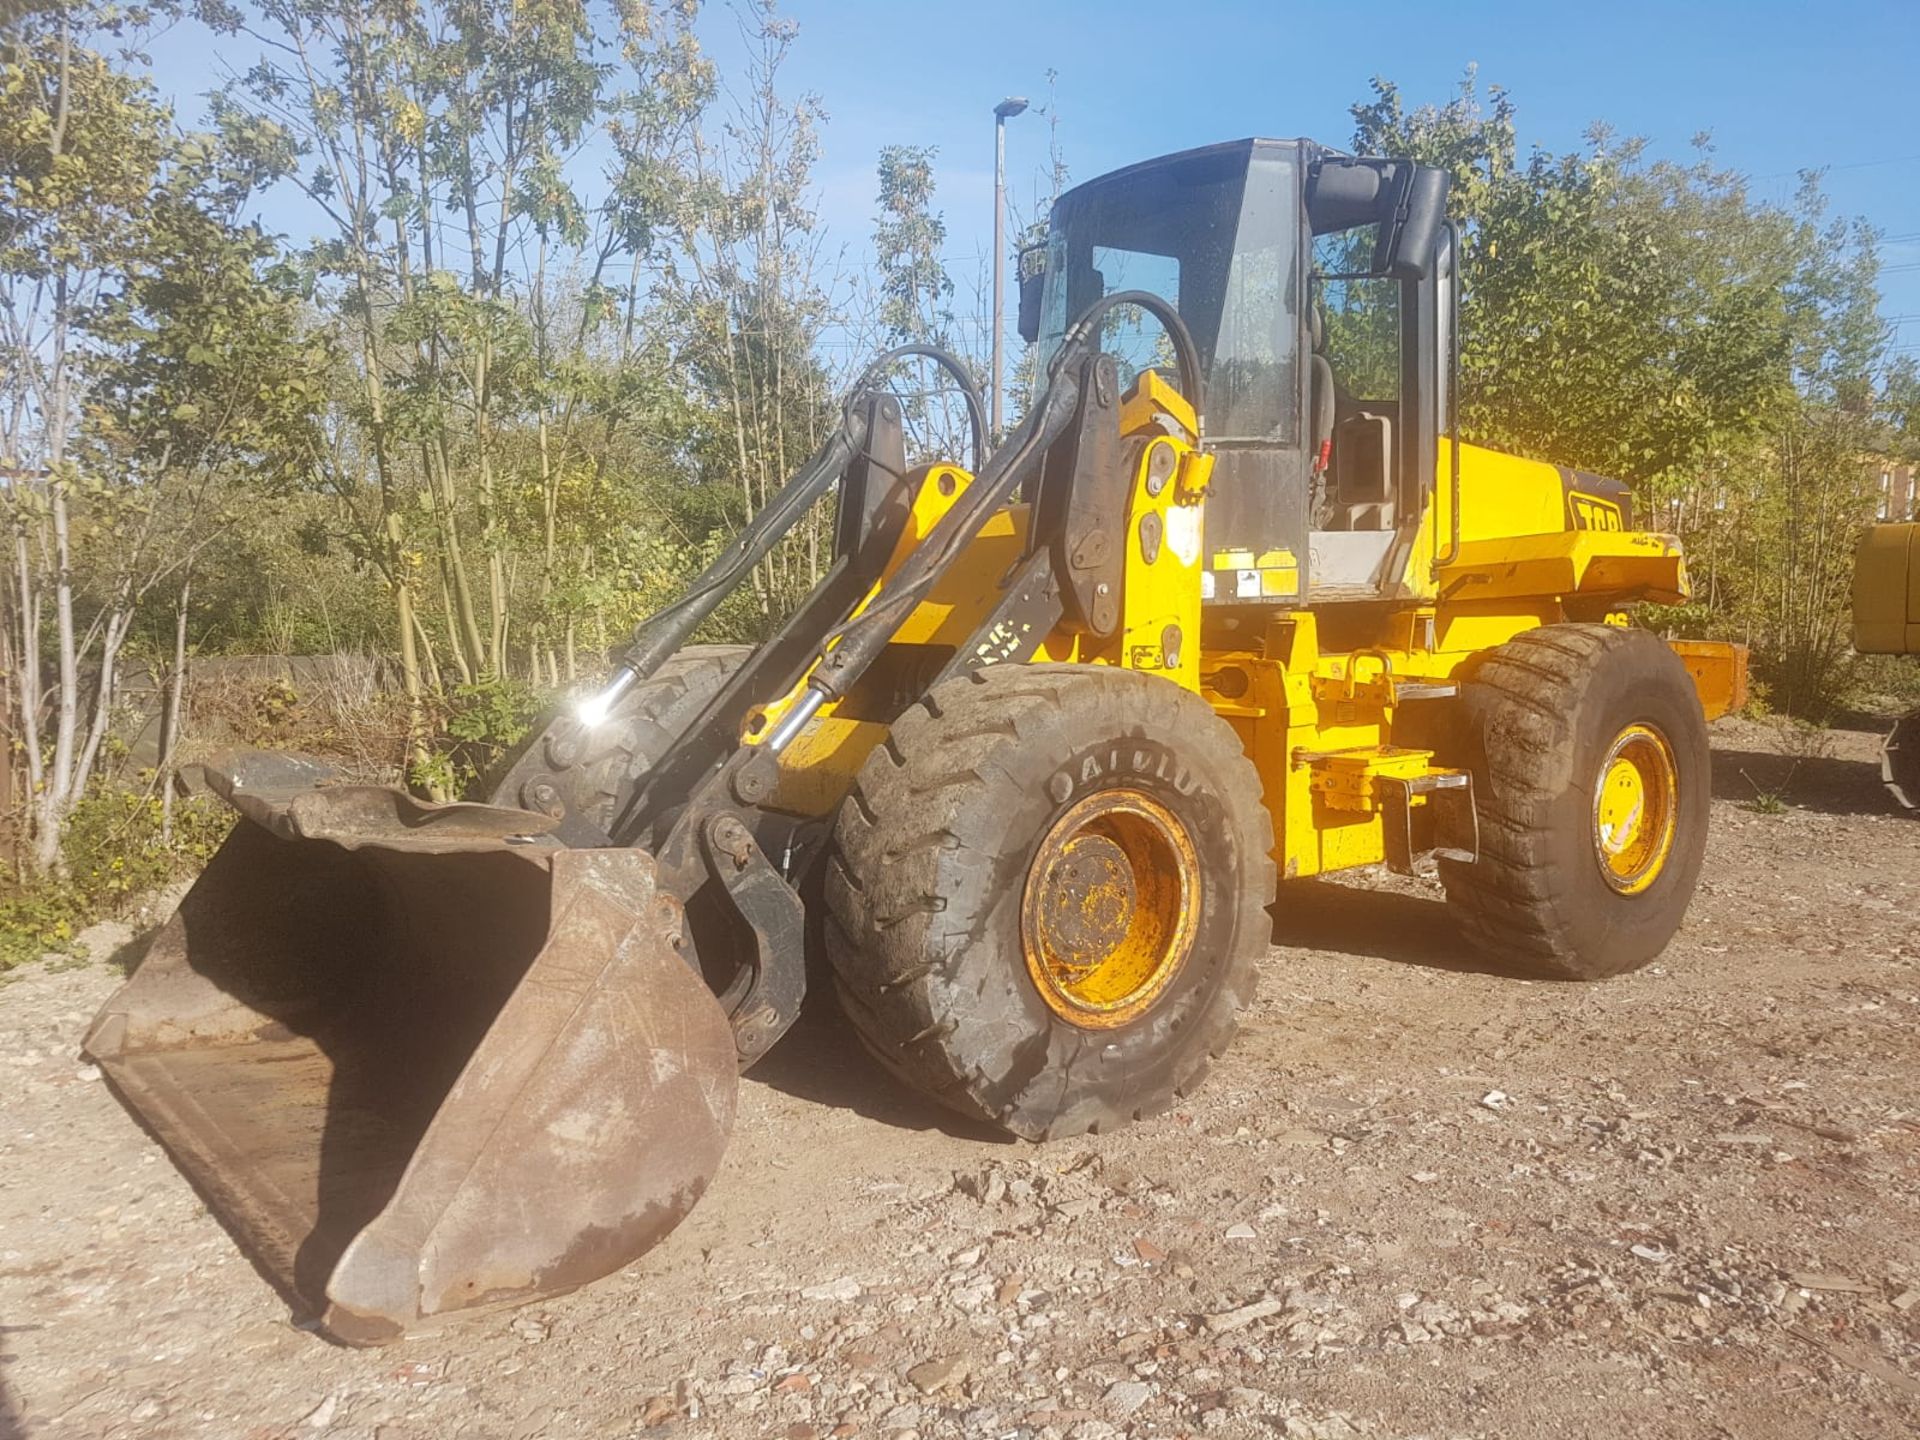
[1378,166,1448,282]
[1309,157,1450,281]
[1016,243,1047,344]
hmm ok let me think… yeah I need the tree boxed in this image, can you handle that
[85,118,327,834]
[869,142,975,461]
[873,143,953,347]
[0,1,317,871]
[1352,72,1894,710]
[647,1,839,632]
[205,0,619,719]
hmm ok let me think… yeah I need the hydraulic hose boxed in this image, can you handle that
[1077,288,1204,424]
[854,343,989,474]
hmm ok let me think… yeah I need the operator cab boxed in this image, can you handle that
[1021,137,1453,606]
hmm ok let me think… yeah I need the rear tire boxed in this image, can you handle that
[1438,624,1710,980]
[823,664,1275,1140]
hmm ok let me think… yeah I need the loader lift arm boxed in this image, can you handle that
[509,343,979,848]
[507,293,1204,1069]
[589,344,989,723]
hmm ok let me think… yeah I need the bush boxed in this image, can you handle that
[1843,654,1920,715]
[0,788,233,973]
[409,677,546,799]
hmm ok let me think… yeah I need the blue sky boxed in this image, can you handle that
[145,0,1920,361]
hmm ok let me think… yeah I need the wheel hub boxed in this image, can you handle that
[1592,722,1678,894]
[1021,789,1200,1028]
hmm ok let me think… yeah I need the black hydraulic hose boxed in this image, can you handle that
[837,291,1205,660]
[1082,288,1205,424]
[855,342,989,474]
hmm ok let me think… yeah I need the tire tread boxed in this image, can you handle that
[825,664,1275,1138]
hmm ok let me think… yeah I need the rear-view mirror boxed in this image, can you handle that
[1016,243,1047,343]
[1309,158,1451,282]
[1379,166,1448,282]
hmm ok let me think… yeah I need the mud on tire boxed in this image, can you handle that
[1438,624,1710,980]
[823,664,1276,1140]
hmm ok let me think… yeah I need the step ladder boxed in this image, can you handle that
[1295,744,1479,876]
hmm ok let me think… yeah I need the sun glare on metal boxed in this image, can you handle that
[577,667,637,727]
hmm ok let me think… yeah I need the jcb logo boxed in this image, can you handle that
[1569,492,1624,531]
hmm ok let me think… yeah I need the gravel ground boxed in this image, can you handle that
[2,715,1917,1440]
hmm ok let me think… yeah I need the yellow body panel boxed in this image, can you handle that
[753,383,1739,882]
[1115,437,1207,692]
[1397,441,1561,600]
[1406,441,1683,603]
[1439,530,1689,606]
[1667,639,1749,722]
[1450,441,1571,545]
[1854,523,1920,655]
[1207,608,1534,879]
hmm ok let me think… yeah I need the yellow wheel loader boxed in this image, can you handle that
[85,137,1748,1342]
[1854,521,1920,807]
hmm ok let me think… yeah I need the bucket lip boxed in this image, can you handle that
[205,748,562,851]
[313,843,736,1342]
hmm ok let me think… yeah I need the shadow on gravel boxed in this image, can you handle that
[744,991,1013,1145]
[1710,745,1899,818]
[1823,706,1906,737]
[103,926,160,978]
[0,1332,28,1440]
[1270,878,1542,980]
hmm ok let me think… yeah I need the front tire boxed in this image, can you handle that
[1439,624,1710,979]
[487,645,750,830]
[823,664,1275,1140]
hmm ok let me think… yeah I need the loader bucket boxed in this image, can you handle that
[82,752,737,1345]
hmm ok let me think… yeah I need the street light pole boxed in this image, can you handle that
[991,95,1028,439]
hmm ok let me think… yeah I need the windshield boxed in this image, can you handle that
[1037,143,1301,443]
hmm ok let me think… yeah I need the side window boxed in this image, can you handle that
[1311,229,1400,404]
[1210,152,1300,442]
[1310,225,1405,537]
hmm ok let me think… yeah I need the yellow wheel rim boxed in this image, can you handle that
[1020,788,1200,1029]
[1592,722,1679,895]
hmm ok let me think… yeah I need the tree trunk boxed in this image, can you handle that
[386,513,430,784]
[159,575,190,845]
